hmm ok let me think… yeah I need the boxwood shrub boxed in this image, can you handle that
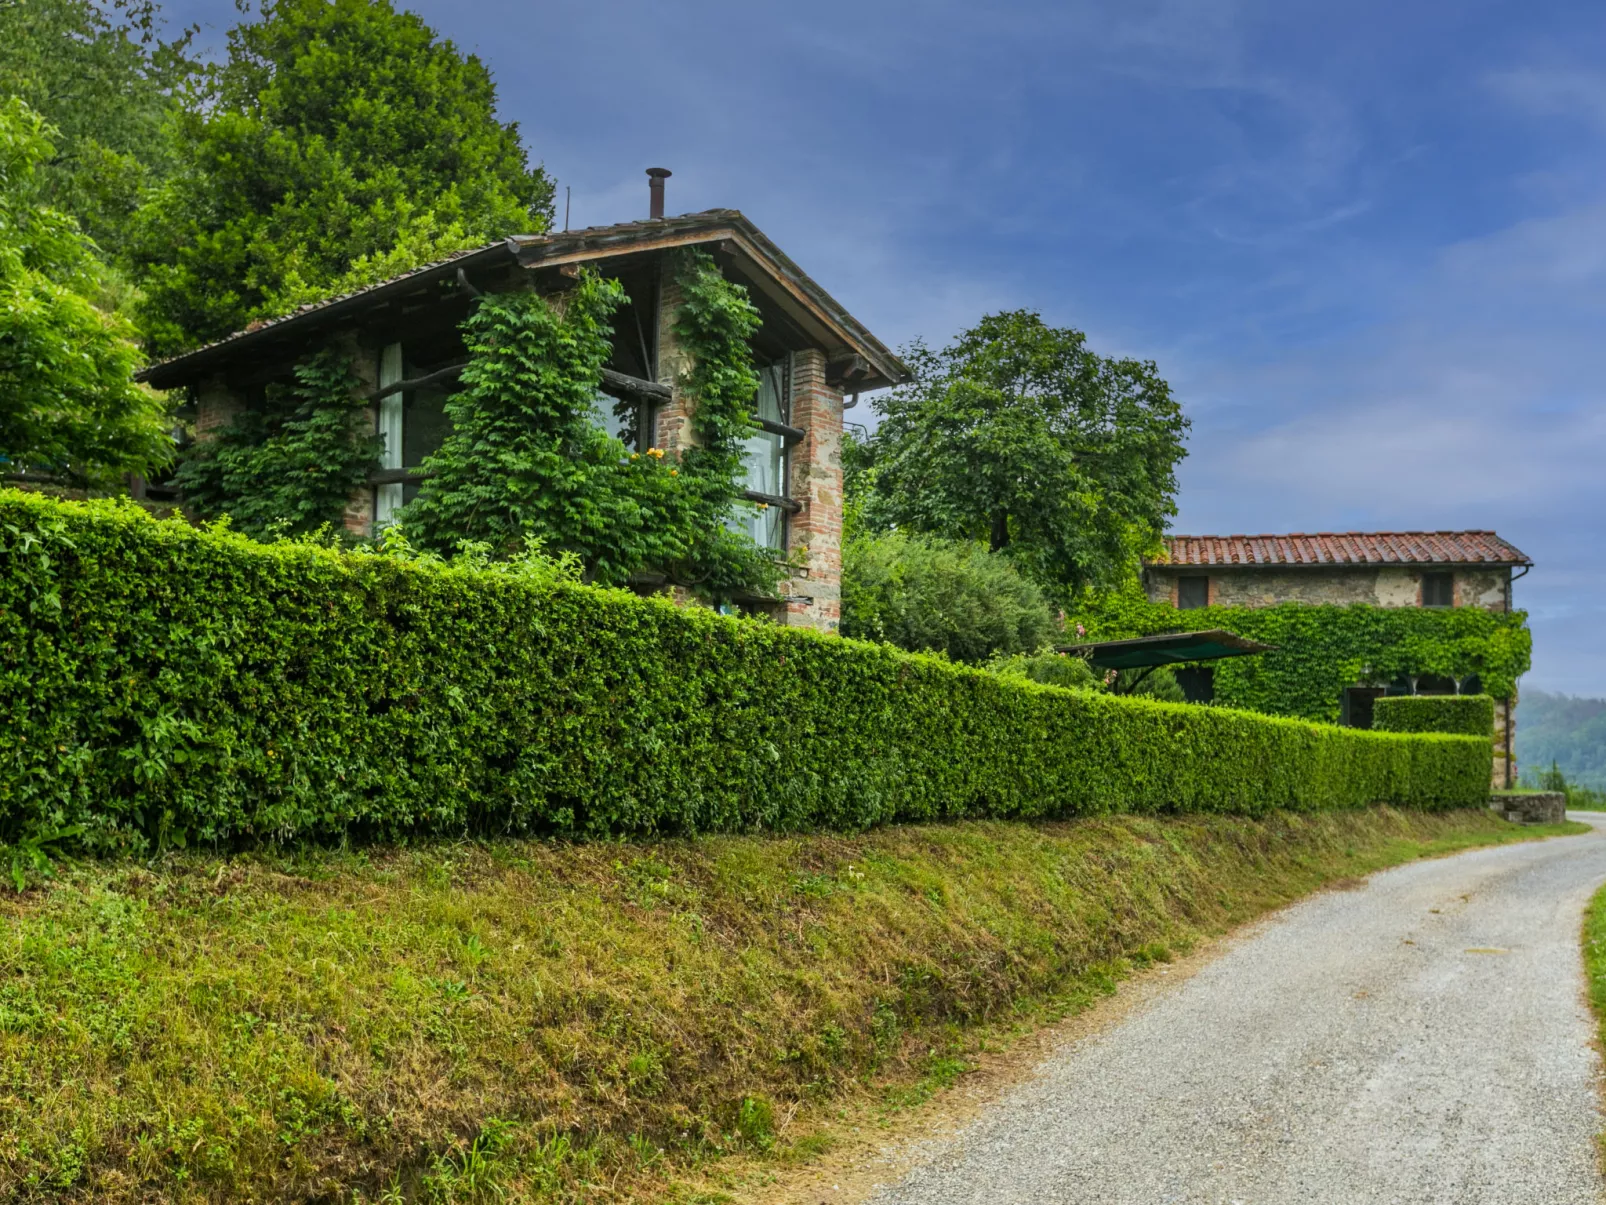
[0,491,1493,852]
[1373,694,1495,738]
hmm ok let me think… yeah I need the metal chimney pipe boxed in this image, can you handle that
[646,167,671,219]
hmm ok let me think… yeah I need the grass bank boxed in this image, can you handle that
[0,807,1575,1203]
[1581,869,1606,1165]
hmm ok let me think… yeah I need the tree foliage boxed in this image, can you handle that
[173,347,376,537]
[848,311,1189,597]
[0,0,192,249]
[129,0,554,356]
[841,529,1058,663]
[1515,690,1606,792]
[0,98,171,484]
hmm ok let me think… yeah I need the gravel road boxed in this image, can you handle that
[868,816,1606,1205]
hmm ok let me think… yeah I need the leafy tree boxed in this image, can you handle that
[0,0,193,250]
[0,98,171,483]
[841,529,1058,663]
[401,276,696,585]
[130,0,555,356]
[173,347,377,537]
[849,311,1189,597]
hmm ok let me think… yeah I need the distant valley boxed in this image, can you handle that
[1517,690,1606,790]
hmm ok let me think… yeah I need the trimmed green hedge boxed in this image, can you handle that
[0,491,1493,851]
[1373,694,1495,738]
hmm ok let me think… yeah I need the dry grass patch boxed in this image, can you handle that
[0,807,1578,1202]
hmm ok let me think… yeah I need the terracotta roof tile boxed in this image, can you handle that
[1152,531,1532,567]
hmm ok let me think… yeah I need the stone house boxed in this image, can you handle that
[136,180,907,633]
[1142,531,1533,787]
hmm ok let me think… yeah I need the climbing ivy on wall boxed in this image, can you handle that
[174,348,377,537]
[400,272,696,584]
[668,248,785,597]
[1069,585,1532,721]
[178,256,784,599]
[401,259,781,598]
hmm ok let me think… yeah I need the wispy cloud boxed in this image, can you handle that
[1488,66,1606,129]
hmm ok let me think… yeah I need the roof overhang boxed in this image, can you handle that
[136,241,518,391]
[137,209,909,393]
[1058,629,1277,670]
[508,211,905,390]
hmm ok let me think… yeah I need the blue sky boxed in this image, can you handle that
[167,0,1606,696]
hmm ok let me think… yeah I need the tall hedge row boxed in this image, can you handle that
[0,491,1493,851]
[1373,694,1495,738]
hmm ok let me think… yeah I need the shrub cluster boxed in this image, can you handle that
[1373,695,1495,738]
[0,490,1492,852]
[842,530,1058,663]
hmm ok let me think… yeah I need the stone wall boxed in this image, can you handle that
[194,375,243,438]
[651,277,695,457]
[1145,565,1512,612]
[1492,692,1517,791]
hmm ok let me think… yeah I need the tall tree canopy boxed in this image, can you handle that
[0,0,192,251]
[130,0,555,357]
[0,98,171,483]
[848,310,1189,597]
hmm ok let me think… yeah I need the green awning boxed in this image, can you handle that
[1058,628,1277,670]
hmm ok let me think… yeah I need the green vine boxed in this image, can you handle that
[174,348,376,537]
[668,249,785,599]
[1069,584,1532,720]
[181,258,785,602]
[401,274,693,584]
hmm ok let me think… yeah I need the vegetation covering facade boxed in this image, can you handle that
[1107,530,1533,788]
[0,490,1491,855]
[141,209,903,629]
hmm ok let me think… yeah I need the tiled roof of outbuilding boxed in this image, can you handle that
[1154,532,1532,568]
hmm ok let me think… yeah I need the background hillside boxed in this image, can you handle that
[1517,690,1606,789]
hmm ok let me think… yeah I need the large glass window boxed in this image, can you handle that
[376,343,461,517]
[728,360,789,552]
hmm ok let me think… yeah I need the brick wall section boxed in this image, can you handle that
[194,375,242,438]
[781,349,843,632]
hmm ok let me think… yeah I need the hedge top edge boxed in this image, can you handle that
[0,488,1493,853]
